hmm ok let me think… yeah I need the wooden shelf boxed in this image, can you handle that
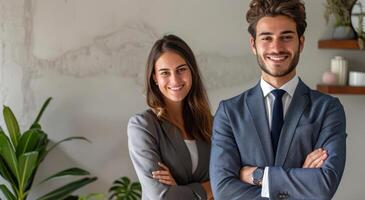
[317,85,365,94]
[318,39,360,49]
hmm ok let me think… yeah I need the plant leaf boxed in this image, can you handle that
[47,136,91,153]
[18,152,38,191]
[0,184,16,200]
[0,132,20,183]
[39,167,91,184]
[36,177,97,200]
[0,156,18,187]
[3,105,21,148]
[109,177,141,200]
[31,97,52,129]
[16,129,46,158]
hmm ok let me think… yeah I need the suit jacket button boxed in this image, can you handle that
[277,193,289,199]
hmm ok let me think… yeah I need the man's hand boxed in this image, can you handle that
[239,166,257,185]
[239,148,327,186]
[302,148,328,168]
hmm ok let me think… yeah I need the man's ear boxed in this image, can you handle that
[250,36,257,55]
[299,36,305,52]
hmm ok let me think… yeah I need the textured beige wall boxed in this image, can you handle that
[0,0,364,199]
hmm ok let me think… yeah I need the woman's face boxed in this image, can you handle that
[153,51,192,106]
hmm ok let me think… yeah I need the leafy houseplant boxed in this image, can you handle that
[109,176,141,200]
[0,97,97,200]
[324,0,357,39]
[353,1,365,49]
[77,193,105,200]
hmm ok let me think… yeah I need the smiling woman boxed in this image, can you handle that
[127,34,213,200]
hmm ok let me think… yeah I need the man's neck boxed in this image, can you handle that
[261,71,296,88]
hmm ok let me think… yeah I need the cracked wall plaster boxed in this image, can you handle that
[1,0,258,125]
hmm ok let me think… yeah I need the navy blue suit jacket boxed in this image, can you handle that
[210,79,346,200]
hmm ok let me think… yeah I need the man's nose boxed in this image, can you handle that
[270,38,285,53]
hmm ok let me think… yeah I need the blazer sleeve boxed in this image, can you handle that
[268,97,347,200]
[128,113,207,200]
[210,102,266,200]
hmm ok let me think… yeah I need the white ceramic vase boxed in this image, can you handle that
[330,56,348,85]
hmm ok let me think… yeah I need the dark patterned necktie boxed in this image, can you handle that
[271,89,286,157]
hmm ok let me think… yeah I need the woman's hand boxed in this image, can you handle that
[201,181,214,200]
[152,162,177,186]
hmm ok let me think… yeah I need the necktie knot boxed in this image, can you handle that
[271,89,286,99]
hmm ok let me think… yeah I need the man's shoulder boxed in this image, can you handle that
[297,82,342,109]
[219,85,258,107]
[307,87,339,104]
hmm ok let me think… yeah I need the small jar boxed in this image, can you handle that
[330,56,348,85]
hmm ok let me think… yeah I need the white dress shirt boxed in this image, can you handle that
[260,75,299,198]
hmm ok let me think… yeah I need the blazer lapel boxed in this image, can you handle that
[192,140,209,178]
[275,79,310,166]
[246,83,274,165]
[160,121,192,178]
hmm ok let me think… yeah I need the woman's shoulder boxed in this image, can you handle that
[128,109,157,125]
[128,109,160,137]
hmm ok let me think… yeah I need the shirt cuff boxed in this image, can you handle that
[261,167,270,198]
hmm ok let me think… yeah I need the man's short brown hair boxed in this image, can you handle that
[246,0,307,38]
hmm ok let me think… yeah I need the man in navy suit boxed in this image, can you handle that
[210,0,347,199]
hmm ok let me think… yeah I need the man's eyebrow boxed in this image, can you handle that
[258,30,296,36]
[258,32,273,36]
[281,30,296,34]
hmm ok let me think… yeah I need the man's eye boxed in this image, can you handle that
[261,37,271,41]
[282,36,293,40]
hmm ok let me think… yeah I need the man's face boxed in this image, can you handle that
[250,15,304,79]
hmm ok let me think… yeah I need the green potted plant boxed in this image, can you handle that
[109,176,141,200]
[0,97,97,200]
[324,0,357,39]
[352,1,365,49]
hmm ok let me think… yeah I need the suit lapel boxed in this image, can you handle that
[246,83,274,165]
[275,79,310,166]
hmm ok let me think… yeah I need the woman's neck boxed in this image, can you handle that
[165,102,184,126]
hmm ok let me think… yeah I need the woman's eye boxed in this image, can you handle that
[160,71,168,76]
[178,68,187,73]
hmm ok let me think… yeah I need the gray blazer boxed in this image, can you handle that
[210,79,346,200]
[128,110,210,200]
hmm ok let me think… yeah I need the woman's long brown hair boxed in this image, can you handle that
[145,34,212,142]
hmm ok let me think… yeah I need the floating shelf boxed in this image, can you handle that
[318,39,360,49]
[317,85,365,94]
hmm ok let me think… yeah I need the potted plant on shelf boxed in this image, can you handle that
[352,1,365,49]
[324,0,357,39]
[0,97,97,200]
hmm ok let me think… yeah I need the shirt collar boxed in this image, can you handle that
[260,75,299,98]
